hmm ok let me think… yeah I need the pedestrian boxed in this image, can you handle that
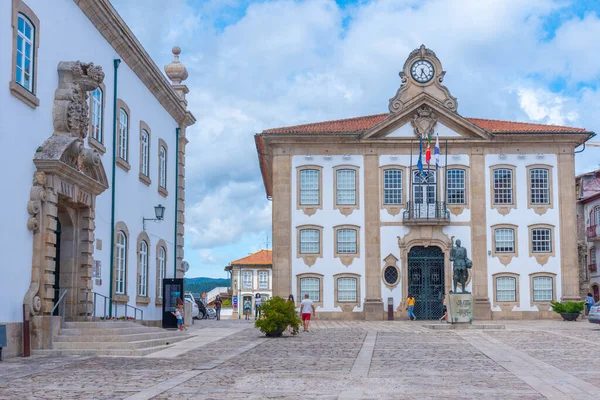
[440,293,448,322]
[300,294,315,332]
[244,298,251,320]
[214,295,222,321]
[172,305,184,331]
[254,293,262,320]
[286,294,298,334]
[407,294,416,321]
[585,292,595,315]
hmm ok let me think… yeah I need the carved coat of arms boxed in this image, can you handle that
[410,105,438,138]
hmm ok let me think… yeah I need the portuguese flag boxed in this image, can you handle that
[425,133,432,164]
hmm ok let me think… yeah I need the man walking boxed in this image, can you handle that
[214,295,222,321]
[300,294,315,332]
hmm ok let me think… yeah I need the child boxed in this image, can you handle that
[172,305,186,331]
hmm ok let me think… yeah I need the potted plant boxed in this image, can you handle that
[550,301,585,321]
[254,296,301,337]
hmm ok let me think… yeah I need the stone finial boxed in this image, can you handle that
[164,46,189,85]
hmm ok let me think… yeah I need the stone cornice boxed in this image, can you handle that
[75,0,196,128]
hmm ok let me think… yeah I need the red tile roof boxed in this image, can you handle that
[230,249,272,266]
[466,118,588,133]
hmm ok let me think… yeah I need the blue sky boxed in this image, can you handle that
[110,0,600,278]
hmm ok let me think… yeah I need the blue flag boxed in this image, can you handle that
[417,135,424,174]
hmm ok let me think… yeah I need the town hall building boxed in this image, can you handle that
[256,45,593,321]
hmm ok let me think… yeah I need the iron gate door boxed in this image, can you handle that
[407,246,444,320]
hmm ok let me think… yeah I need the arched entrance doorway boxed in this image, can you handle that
[408,246,444,320]
[593,284,599,303]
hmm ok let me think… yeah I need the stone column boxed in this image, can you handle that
[363,153,383,320]
[272,152,292,297]
[79,207,95,318]
[470,148,491,319]
[175,131,188,279]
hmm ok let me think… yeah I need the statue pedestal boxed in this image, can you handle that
[448,293,473,324]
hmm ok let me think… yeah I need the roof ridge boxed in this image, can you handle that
[263,113,388,133]
[465,117,580,129]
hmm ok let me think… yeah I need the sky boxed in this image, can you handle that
[110,0,600,279]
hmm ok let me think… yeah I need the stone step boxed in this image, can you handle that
[53,331,181,343]
[32,344,174,357]
[64,321,141,329]
[52,334,190,350]
[58,327,164,336]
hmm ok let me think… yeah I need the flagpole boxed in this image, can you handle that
[444,139,448,211]
[409,140,413,217]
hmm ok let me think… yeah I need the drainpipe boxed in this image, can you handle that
[108,59,121,317]
[174,127,180,278]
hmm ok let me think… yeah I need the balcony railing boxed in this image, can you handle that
[586,225,600,241]
[590,264,598,273]
[403,201,450,225]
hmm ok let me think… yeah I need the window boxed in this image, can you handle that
[447,169,466,204]
[531,228,552,253]
[494,228,515,253]
[337,229,357,254]
[159,146,167,188]
[118,108,128,161]
[116,231,127,295]
[383,266,399,286]
[495,276,516,302]
[243,272,252,289]
[532,276,553,302]
[89,87,103,143]
[493,168,513,204]
[592,206,600,227]
[157,246,166,299]
[337,277,357,302]
[259,272,268,289]
[138,241,148,297]
[412,170,436,204]
[299,169,320,205]
[336,169,356,205]
[300,229,320,254]
[529,168,550,205]
[16,14,34,92]
[591,247,597,267]
[141,130,150,177]
[300,277,320,302]
[383,169,403,205]
[10,2,39,108]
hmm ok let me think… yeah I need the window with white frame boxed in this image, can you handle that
[383,169,402,204]
[118,109,128,161]
[243,271,252,289]
[299,169,319,205]
[259,271,268,289]
[337,229,357,254]
[447,169,466,204]
[159,146,167,188]
[116,231,127,295]
[16,14,34,92]
[593,206,600,227]
[158,247,165,299]
[300,277,320,301]
[139,241,148,297]
[532,276,553,302]
[531,228,552,253]
[89,87,103,143]
[493,168,513,204]
[494,228,515,253]
[591,247,596,268]
[336,169,356,205]
[141,130,150,176]
[495,276,516,302]
[337,277,357,302]
[529,168,550,205]
[299,229,320,254]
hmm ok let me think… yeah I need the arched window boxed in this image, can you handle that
[383,168,403,205]
[299,229,320,254]
[336,169,356,205]
[116,231,127,295]
[336,229,357,254]
[138,240,148,297]
[157,246,166,299]
[337,277,357,302]
[141,130,149,177]
[159,146,167,188]
[532,276,553,302]
[495,276,516,302]
[300,277,320,302]
[119,108,128,161]
[591,247,597,269]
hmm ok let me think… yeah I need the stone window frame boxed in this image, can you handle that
[491,224,519,266]
[446,165,470,216]
[139,121,151,186]
[296,224,323,267]
[379,165,407,216]
[158,139,168,197]
[492,272,520,309]
[10,0,40,109]
[526,164,554,216]
[116,99,131,171]
[258,269,270,290]
[242,270,253,290]
[113,221,130,302]
[333,165,360,216]
[155,240,167,306]
[296,165,323,216]
[591,246,597,270]
[333,272,361,310]
[529,272,557,307]
[88,82,106,153]
[297,272,323,307]
[333,224,361,267]
[410,168,438,205]
[136,232,151,305]
[381,254,401,289]
[490,164,517,216]
[528,223,555,266]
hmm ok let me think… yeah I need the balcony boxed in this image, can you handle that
[590,264,598,273]
[402,201,450,225]
[586,225,600,241]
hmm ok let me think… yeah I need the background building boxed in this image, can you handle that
[226,250,273,319]
[256,45,593,321]
[577,169,600,302]
[0,0,194,357]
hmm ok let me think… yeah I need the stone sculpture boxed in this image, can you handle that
[450,238,472,293]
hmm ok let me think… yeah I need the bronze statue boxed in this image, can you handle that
[450,238,472,293]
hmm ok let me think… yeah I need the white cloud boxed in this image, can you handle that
[517,87,579,125]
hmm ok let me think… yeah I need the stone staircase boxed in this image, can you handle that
[32,321,191,357]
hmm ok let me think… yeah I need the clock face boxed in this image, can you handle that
[411,60,434,83]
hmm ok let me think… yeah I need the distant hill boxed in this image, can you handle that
[184,277,229,295]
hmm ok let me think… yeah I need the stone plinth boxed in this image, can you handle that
[448,293,473,324]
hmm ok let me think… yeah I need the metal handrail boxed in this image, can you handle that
[85,291,144,322]
[403,201,450,220]
[49,289,68,349]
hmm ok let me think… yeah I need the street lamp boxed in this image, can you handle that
[143,204,165,230]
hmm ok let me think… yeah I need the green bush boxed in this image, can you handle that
[550,301,585,314]
[254,296,300,337]
[222,298,231,307]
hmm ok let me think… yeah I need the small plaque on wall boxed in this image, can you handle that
[93,260,102,285]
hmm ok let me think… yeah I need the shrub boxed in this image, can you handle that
[254,296,300,337]
[550,301,584,314]
[222,298,231,307]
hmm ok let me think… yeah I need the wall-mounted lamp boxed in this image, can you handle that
[517,154,526,159]
[390,155,398,159]
[536,154,545,159]
[324,155,332,160]
[343,154,351,159]
[499,153,507,159]
[143,204,165,230]
[452,153,461,159]
[305,155,313,160]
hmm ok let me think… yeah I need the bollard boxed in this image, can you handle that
[23,305,30,357]
[387,297,394,321]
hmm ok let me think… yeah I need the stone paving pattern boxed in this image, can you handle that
[0,319,599,399]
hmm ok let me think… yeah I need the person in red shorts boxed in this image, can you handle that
[300,293,315,332]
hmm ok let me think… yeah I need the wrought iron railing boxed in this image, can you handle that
[403,201,450,221]
[49,289,67,349]
[590,264,598,273]
[586,225,600,240]
[85,292,144,322]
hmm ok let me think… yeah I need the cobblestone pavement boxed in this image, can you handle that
[0,318,599,399]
